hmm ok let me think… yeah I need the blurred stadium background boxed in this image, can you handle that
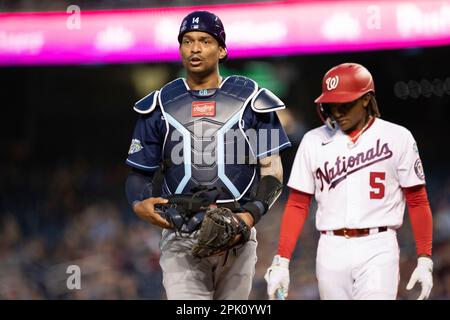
[1,0,450,299]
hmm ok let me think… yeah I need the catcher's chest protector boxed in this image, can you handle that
[159,76,258,202]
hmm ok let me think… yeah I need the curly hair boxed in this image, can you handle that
[367,93,381,118]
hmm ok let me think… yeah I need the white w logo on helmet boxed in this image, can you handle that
[326,75,339,91]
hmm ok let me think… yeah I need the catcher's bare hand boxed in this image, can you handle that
[133,197,172,229]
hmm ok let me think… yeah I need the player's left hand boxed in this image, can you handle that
[265,255,290,300]
[191,207,250,259]
[406,256,433,300]
[206,207,253,245]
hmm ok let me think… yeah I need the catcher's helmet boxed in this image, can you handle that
[315,63,375,129]
[178,10,227,50]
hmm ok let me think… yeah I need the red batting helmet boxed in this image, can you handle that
[315,63,375,129]
[314,63,375,104]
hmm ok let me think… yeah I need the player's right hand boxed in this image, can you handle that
[264,255,290,300]
[133,197,172,229]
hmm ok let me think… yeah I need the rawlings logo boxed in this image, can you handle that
[192,101,216,117]
[326,75,339,91]
[316,139,393,191]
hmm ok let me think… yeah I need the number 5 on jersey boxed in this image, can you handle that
[370,172,385,199]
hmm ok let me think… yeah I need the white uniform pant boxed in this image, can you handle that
[316,228,400,300]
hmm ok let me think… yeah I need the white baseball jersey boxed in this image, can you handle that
[287,118,426,231]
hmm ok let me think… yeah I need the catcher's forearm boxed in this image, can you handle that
[243,175,283,224]
[125,167,155,208]
[242,155,284,224]
[260,154,283,182]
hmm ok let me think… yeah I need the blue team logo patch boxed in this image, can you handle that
[128,139,143,155]
[414,158,425,180]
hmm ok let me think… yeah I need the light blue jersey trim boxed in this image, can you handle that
[216,111,244,199]
[126,159,159,170]
[163,113,192,194]
[257,141,292,158]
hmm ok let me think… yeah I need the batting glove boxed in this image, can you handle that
[264,255,290,300]
[406,256,433,300]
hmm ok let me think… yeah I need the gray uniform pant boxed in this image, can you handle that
[159,228,258,300]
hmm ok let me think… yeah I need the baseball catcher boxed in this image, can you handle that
[124,10,291,300]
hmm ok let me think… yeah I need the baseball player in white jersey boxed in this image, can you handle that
[265,63,434,300]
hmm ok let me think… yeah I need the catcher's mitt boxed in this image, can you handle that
[191,207,250,259]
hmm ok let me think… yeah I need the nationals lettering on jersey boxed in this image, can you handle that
[288,118,426,231]
[316,139,393,191]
